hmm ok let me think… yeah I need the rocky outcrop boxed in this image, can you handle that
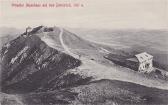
[1,26,168,105]
[1,26,81,93]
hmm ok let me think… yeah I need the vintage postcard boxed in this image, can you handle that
[0,0,168,105]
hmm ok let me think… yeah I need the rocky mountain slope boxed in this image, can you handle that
[1,26,168,105]
[1,26,82,94]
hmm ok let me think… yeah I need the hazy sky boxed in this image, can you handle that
[0,0,167,29]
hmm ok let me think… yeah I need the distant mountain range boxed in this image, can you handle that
[0,27,24,48]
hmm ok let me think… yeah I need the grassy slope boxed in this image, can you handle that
[16,79,168,105]
[1,27,168,105]
[72,79,168,105]
[68,28,168,71]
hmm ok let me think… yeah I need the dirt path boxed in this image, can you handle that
[76,60,168,90]
[41,27,168,90]
[59,28,79,59]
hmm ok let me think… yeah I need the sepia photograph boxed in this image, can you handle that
[0,0,168,105]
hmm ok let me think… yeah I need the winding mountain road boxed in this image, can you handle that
[42,27,168,90]
[59,28,79,59]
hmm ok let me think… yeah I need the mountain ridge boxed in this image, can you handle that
[1,26,82,93]
[1,26,168,105]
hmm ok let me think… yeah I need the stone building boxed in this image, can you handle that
[126,52,153,73]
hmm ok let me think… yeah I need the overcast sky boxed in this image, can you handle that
[0,0,167,29]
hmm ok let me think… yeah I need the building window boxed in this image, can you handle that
[145,63,150,69]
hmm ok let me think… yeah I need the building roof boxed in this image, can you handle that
[135,52,153,63]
